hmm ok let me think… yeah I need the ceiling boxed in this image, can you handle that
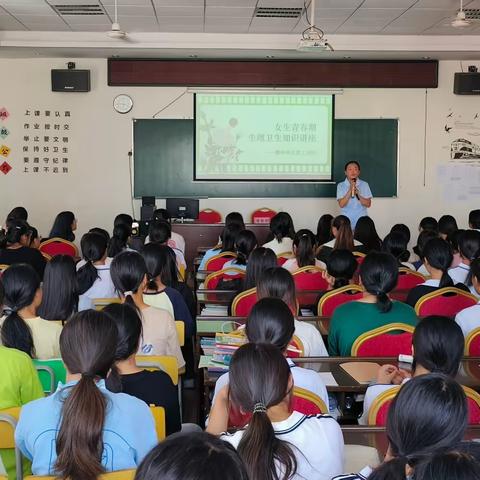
[0,0,480,59]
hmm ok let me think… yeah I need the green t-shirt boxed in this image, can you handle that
[0,346,44,480]
[328,301,418,356]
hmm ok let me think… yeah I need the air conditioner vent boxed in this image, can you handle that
[51,4,106,15]
[254,7,303,18]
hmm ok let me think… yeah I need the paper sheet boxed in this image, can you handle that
[317,372,339,387]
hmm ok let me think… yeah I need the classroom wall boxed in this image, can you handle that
[0,57,478,245]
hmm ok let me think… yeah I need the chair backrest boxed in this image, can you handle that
[204,268,246,289]
[367,386,399,425]
[251,207,277,224]
[198,209,222,223]
[415,287,478,317]
[0,406,22,480]
[175,321,185,347]
[292,266,328,307]
[464,386,480,425]
[287,335,305,358]
[149,405,166,441]
[276,252,294,266]
[352,251,366,265]
[231,287,257,317]
[136,355,179,385]
[465,327,480,356]
[93,297,122,311]
[292,386,328,414]
[317,284,364,317]
[0,264,10,273]
[397,267,426,289]
[204,252,237,272]
[24,471,136,480]
[39,237,78,258]
[351,323,415,357]
[33,358,67,394]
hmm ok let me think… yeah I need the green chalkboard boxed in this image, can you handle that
[133,118,397,198]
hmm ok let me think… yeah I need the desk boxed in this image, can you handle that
[172,222,270,267]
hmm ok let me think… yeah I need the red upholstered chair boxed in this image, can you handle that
[277,252,294,266]
[464,386,480,425]
[292,266,328,307]
[231,288,257,317]
[317,284,363,317]
[353,251,366,265]
[39,237,78,258]
[204,268,245,290]
[287,335,304,358]
[368,386,399,425]
[397,267,426,289]
[351,323,415,357]
[251,207,277,225]
[414,287,477,317]
[204,252,237,272]
[465,328,480,356]
[198,209,222,223]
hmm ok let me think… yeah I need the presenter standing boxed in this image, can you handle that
[336,161,372,229]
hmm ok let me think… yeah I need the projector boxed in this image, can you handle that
[297,38,332,52]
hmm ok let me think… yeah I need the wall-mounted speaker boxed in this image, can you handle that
[454,72,480,95]
[51,69,91,92]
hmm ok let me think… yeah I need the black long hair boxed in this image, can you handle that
[293,229,316,268]
[142,243,179,290]
[77,233,108,295]
[257,267,297,315]
[49,211,76,242]
[269,212,295,243]
[382,232,410,264]
[422,238,454,288]
[0,219,29,248]
[438,215,458,239]
[316,214,334,245]
[149,220,171,245]
[234,230,257,266]
[37,255,78,321]
[354,216,382,253]
[325,249,357,289]
[108,223,131,258]
[1,263,40,357]
[243,247,277,291]
[110,251,147,306]
[332,215,354,251]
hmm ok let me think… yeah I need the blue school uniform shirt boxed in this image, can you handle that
[198,247,221,270]
[15,379,157,476]
[336,177,373,229]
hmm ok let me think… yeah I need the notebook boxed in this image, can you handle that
[340,362,381,384]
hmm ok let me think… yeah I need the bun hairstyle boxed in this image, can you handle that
[369,374,468,480]
[359,252,398,313]
[77,233,108,295]
[229,343,297,480]
[422,238,454,288]
[110,251,148,306]
[269,212,295,243]
[257,267,297,315]
[55,310,118,480]
[243,247,277,291]
[108,223,131,258]
[293,229,316,268]
[49,211,76,242]
[234,230,257,266]
[149,220,172,245]
[0,263,40,357]
[332,215,354,251]
[325,249,357,289]
[382,232,410,264]
[0,219,29,248]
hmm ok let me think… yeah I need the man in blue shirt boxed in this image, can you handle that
[336,161,372,228]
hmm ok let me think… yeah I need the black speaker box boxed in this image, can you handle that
[454,72,480,95]
[51,69,91,92]
[141,205,155,222]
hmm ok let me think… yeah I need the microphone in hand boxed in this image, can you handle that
[351,178,356,198]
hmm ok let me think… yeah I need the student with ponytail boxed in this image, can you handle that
[449,229,480,284]
[149,220,187,272]
[198,223,242,270]
[77,232,116,311]
[407,238,469,307]
[282,229,325,273]
[382,231,415,270]
[223,229,257,273]
[262,212,295,255]
[329,252,417,356]
[104,303,181,435]
[107,223,132,257]
[0,263,62,359]
[208,343,344,480]
[241,247,277,291]
[110,251,185,367]
[334,374,467,480]
[15,310,157,478]
[323,249,358,291]
[318,215,362,262]
[455,257,480,338]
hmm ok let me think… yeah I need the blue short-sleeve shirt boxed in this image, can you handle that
[336,177,372,228]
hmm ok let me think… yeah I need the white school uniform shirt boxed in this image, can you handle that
[455,301,480,340]
[401,261,416,270]
[263,237,294,255]
[417,263,429,276]
[421,278,440,287]
[294,319,329,357]
[77,257,117,311]
[212,358,329,411]
[282,258,326,273]
[448,262,470,285]
[333,466,373,480]
[222,411,344,480]
[322,239,363,249]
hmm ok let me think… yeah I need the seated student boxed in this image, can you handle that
[390,223,411,245]
[142,243,194,338]
[148,220,186,272]
[316,213,334,246]
[354,216,382,254]
[223,229,257,274]
[0,281,44,480]
[0,220,46,278]
[382,231,415,270]
[449,230,480,285]
[357,315,464,425]
[208,343,344,480]
[262,211,295,255]
[77,232,117,311]
[413,229,438,274]
[282,229,326,273]
[104,303,181,436]
[111,251,185,367]
[448,228,464,269]
[25,225,41,250]
[198,223,241,271]
[419,216,439,233]
[134,431,249,480]
[107,223,132,257]
[469,209,480,232]
[5,206,28,226]
[212,298,329,411]
[0,264,62,359]
[47,210,76,242]
[455,258,480,337]
[37,255,78,323]
[328,252,418,357]
[320,249,358,296]
[318,215,363,262]
[335,373,467,480]
[257,267,329,357]
[406,238,469,307]
[241,247,277,292]
[15,310,157,477]
[151,208,186,253]
[88,227,110,243]
[438,214,458,240]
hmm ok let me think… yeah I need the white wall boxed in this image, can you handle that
[0,58,478,244]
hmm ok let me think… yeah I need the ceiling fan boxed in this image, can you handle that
[107,0,128,39]
[449,0,472,28]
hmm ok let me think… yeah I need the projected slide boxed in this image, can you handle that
[195,93,334,181]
